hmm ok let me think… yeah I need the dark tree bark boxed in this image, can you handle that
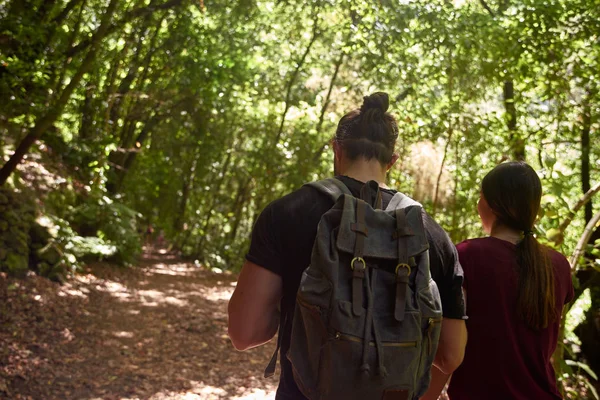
[51,0,85,24]
[503,80,525,161]
[581,96,592,222]
[116,16,165,150]
[194,151,236,255]
[575,91,599,376]
[79,83,95,139]
[227,177,253,244]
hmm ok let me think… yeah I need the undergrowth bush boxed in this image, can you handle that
[66,194,141,265]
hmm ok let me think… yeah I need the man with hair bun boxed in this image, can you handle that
[228,92,467,399]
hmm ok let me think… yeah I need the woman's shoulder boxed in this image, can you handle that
[456,236,504,252]
[545,247,574,302]
[546,247,571,274]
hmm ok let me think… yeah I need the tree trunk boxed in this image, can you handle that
[575,92,599,375]
[102,40,132,135]
[503,80,524,161]
[312,47,346,165]
[51,0,85,24]
[433,128,453,215]
[194,150,235,254]
[227,177,253,244]
[116,17,165,150]
[0,0,121,186]
[433,48,455,215]
[273,14,320,146]
[581,96,592,222]
[52,0,88,96]
[79,82,95,139]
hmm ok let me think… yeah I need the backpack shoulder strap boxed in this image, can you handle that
[305,178,352,202]
[385,191,422,210]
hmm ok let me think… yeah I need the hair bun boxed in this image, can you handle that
[360,92,389,114]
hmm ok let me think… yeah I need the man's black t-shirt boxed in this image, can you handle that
[246,176,466,400]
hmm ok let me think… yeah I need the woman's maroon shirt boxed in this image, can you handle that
[448,237,574,400]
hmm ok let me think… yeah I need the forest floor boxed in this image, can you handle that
[0,249,278,400]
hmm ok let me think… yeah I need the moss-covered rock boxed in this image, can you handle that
[0,187,37,275]
[35,243,63,266]
[4,252,28,275]
[29,222,52,246]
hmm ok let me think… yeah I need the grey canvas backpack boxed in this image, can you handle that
[282,178,443,400]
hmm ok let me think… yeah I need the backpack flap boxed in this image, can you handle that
[336,195,429,260]
[336,195,429,324]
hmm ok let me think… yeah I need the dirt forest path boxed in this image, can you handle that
[0,250,278,400]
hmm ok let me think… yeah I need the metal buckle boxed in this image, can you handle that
[395,263,411,276]
[351,257,366,271]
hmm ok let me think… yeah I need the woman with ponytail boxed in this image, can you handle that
[446,162,574,399]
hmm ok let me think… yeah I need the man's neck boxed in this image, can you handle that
[340,160,389,189]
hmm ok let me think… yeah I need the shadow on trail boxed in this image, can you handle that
[0,249,277,400]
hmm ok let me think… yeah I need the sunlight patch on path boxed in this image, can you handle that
[144,383,276,400]
[199,286,234,302]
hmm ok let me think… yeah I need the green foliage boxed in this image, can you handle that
[66,195,141,265]
[1,0,600,389]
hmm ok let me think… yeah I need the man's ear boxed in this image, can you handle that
[387,153,400,170]
[333,141,343,163]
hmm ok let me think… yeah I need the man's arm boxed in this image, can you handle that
[420,213,468,398]
[434,317,467,374]
[421,287,468,400]
[420,318,466,399]
[228,260,283,351]
[420,366,451,400]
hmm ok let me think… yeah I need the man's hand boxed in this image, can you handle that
[228,261,283,351]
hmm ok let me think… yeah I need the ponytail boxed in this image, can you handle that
[515,233,556,330]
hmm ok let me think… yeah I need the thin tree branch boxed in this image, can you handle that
[274,13,320,145]
[570,209,600,269]
[66,0,185,58]
[479,0,496,16]
[555,181,600,244]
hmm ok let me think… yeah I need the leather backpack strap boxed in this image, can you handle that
[305,178,352,203]
[359,180,382,209]
[394,208,413,322]
[264,309,287,378]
